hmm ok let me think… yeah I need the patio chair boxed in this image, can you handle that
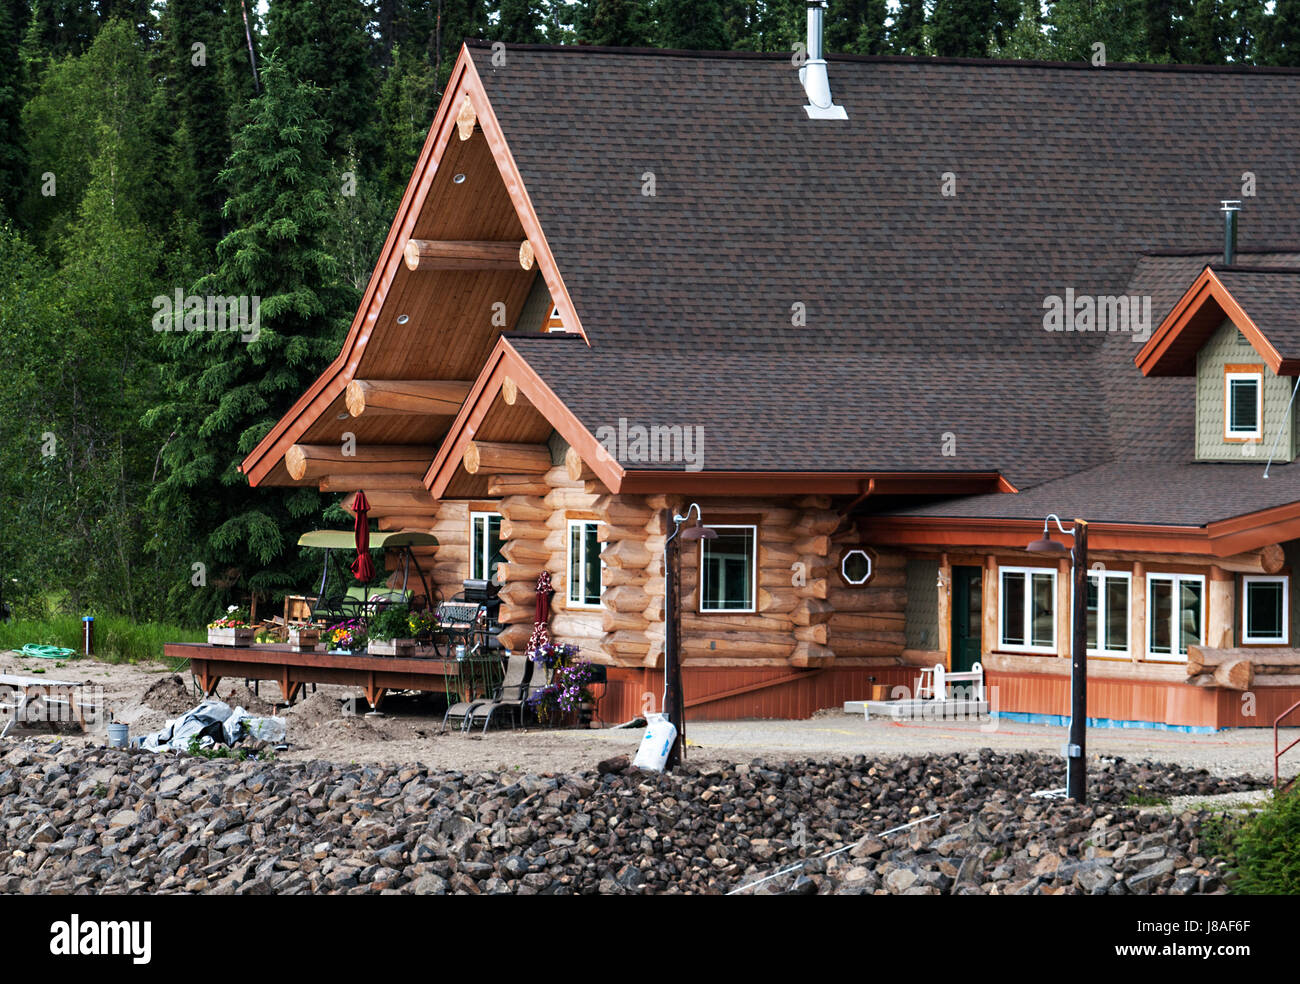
[466,653,543,734]
[441,650,527,733]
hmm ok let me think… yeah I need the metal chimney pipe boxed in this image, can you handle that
[1221,200,1241,266]
[800,1,846,120]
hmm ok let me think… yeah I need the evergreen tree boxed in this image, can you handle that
[1184,0,1228,62]
[931,0,996,57]
[266,0,379,162]
[657,0,729,49]
[146,61,354,618]
[165,0,232,250]
[498,0,547,42]
[576,0,654,46]
[0,0,29,219]
[1141,0,1185,61]
[827,0,888,54]
[1042,0,1147,62]
[430,0,492,90]
[890,0,926,54]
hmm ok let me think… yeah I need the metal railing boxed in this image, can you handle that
[1274,698,1300,790]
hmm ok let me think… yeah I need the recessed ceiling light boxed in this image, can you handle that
[397,314,410,325]
[453,173,466,184]
[337,411,349,420]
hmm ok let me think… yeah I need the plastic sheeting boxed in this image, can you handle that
[133,699,286,753]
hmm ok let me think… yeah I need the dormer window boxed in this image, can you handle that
[1225,365,1263,440]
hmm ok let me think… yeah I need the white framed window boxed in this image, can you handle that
[700,525,757,613]
[998,566,1057,654]
[1225,371,1263,439]
[566,519,604,608]
[470,511,503,584]
[1147,573,1205,661]
[1243,575,1288,645]
[1087,569,1132,656]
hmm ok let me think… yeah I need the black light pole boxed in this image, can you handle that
[663,503,715,771]
[1027,515,1089,803]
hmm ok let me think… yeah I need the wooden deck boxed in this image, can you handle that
[163,642,471,710]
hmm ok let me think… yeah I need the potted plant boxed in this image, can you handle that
[406,608,440,645]
[325,619,368,655]
[367,605,418,656]
[287,624,321,651]
[208,606,255,646]
[526,657,595,727]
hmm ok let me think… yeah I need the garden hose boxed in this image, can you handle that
[19,644,76,660]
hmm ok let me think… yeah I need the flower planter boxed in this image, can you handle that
[208,627,254,647]
[368,638,419,657]
[327,648,367,657]
[287,628,320,652]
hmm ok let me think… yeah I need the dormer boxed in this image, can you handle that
[1135,266,1300,463]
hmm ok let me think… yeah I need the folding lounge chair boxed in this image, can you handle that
[465,652,540,734]
[442,649,528,733]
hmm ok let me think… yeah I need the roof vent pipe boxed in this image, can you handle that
[1221,200,1241,266]
[800,1,847,120]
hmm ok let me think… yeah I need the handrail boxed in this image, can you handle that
[1274,698,1300,790]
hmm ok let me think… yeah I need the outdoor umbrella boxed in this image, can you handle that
[350,491,374,581]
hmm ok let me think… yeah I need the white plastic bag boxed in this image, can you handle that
[632,713,678,772]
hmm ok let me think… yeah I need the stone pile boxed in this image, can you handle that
[0,742,1257,895]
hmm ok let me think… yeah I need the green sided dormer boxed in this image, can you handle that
[1135,266,1300,463]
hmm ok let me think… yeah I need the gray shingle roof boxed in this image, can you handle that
[473,44,1300,490]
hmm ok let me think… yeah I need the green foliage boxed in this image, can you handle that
[657,0,729,49]
[1215,789,1300,894]
[577,0,655,46]
[0,615,206,663]
[369,604,412,642]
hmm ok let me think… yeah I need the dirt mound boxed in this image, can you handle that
[219,683,277,715]
[284,689,348,729]
[141,675,195,716]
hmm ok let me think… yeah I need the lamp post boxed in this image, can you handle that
[663,503,716,770]
[1026,514,1089,802]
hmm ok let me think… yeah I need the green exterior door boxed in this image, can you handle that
[951,566,983,674]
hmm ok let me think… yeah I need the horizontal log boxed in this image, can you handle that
[285,444,437,482]
[497,624,532,651]
[790,642,834,668]
[345,379,471,417]
[594,496,654,526]
[833,629,907,647]
[499,582,538,607]
[402,238,532,272]
[602,567,649,589]
[603,585,649,613]
[1188,646,1300,675]
[319,474,428,493]
[794,623,829,645]
[794,534,830,556]
[758,587,797,614]
[831,637,906,658]
[544,487,596,510]
[376,515,438,531]
[565,446,598,483]
[499,518,549,542]
[1092,544,1284,575]
[487,476,551,497]
[500,540,550,565]
[602,609,649,633]
[342,490,435,513]
[550,612,605,639]
[603,540,654,571]
[603,630,651,658]
[830,612,908,633]
[464,441,552,475]
[828,587,908,613]
[497,603,536,625]
[497,496,551,522]
[494,562,543,584]
[901,649,945,666]
[1215,658,1254,691]
[683,612,794,633]
[793,598,835,626]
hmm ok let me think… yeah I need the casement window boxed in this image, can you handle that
[700,525,757,613]
[1243,575,1288,645]
[1225,369,1263,440]
[567,519,604,608]
[998,567,1057,653]
[469,512,504,583]
[1147,573,1205,661]
[1087,570,1132,656]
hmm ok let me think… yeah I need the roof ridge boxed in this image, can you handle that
[1143,247,1300,257]
[1211,265,1300,274]
[464,39,1300,76]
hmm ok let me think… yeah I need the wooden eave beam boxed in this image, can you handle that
[345,379,473,417]
[285,444,438,482]
[462,440,551,475]
[402,238,535,272]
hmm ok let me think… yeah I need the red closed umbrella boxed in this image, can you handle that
[350,490,374,581]
[525,571,553,654]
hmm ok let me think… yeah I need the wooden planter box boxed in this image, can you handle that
[368,638,419,657]
[208,627,254,647]
[287,628,320,652]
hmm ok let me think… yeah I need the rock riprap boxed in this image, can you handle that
[0,742,1257,895]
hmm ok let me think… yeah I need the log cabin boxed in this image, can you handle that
[238,25,1300,730]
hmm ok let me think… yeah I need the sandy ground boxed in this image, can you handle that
[1,650,1294,778]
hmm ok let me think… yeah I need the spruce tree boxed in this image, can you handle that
[498,0,547,42]
[657,0,729,50]
[826,0,888,54]
[890,0,926,54]
[266,0,379,162]
[0,0,28,219]
[576,0,654,46]
[146,60,354,617]
[930,0,996,57]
